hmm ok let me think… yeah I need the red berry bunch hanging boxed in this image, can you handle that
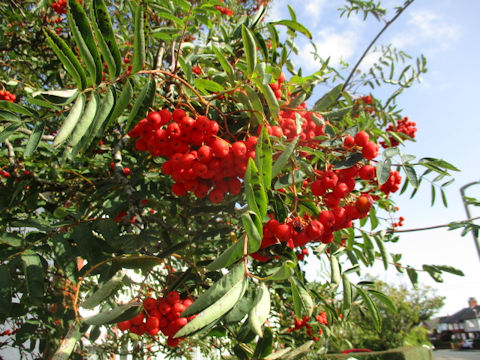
[269,72,286,100]
[286,311,328,341]
[117,291,195,348]
[51,0,81,15]
[0,90,16,103]
[215,5,234,16]
[379,170,402,195]
[129,109,256,203]
[380,116,417,148]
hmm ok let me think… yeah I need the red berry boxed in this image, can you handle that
[344,136,355,148]
[166,291,180,305]
[311,179,326,196]
[211,139,230,158]
[362,142,379,160]
[231,141,247,159]
[172,109,186,122]
[147,111,162,127]
[117,320,131,331]
[130,312,144,326]
[143,297,157,311]
[145,316,160,330]
[123,167,131,176]
[354,131,369,147]
[359,165,376,180]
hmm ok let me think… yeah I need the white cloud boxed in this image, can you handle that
[305,0,328,18]
[391,9,460,52]
[297,28,358,70]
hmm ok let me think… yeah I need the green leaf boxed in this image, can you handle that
[243,86,265,126]
[368,289,396,313]
[206,239,244,271]
[92,0,122,77]
[194,79,225,94]
[290,278,313,318]
[21,251,44,306]
[83,303,141,325]
[434,265,464,276]
[104,80,132,129]
[0,100,36,117]
[182,262,245,317]
[242,212,262,253]
[270,20,312,39]
[24,121,45,158]
[67,0,102,85]
[69,92,98,148]
[0,265,12,316]
[312,84,342,112]
[33,89,78,106]
[374,233,389,270]
[126,77,156,131]
[253,80,279,121]
[81,270,126,309]
[376,160,391,185]
[43,28,86,89]
[242,25,257,76]
[330,255,341,285]
[54,93,86,148]
[224,289,256,324]
[423,265,443,283]
[356,286,381,331]
[82,86,115,150]
[406,267,418,289]
[0,122,22,143]
[382,147,400,160]
[342,274,352,313]
[263,260,295,281]
[256,126,273,190]
[245,158,267,221]
[132,3,145,74]
[175,277,248,338]
[252,326,273,359]
[212,45,234,83]
[248,283,270,337]
[403,164,418,188]
[272,137,299,178]
[333,152,363,170]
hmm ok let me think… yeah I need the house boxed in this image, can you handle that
[435,297,480,341]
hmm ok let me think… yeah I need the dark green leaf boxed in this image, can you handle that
[24,121,45,158]
[272,137,299,178]
[21,251,44,306]
[193,79,225,94]
[252,326,273,359]
[376,160,391,185]
[132,3,145,73]
[333,152,363,170]
[263,260,295,281]
[406,267,418,289]
[248,283,270,337]
[81,270,126,309]
[106,80,132,129]
[83,303,141,325]
[126,77,156,130]
[0,100,36,117]
[0,265,12,316]
[0,122,22,143]
[356,286,381,331]
[183,262,245,317]
[175,278,248,338]
[69,92,98,148]
[255,126,273,190]
[312,84,342,112]
[242,25,257,76]
[53,93,86,148]
[368,289,396,313]
[206,239,244,271]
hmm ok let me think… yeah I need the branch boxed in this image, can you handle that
[342,0,415,91]
[18,127,55,141]
[4,139,15,166]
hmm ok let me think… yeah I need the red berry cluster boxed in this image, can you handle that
[286,312,328,342]
[117,291,194,348]
[192,65,202,75]
[51,0,81,14]
[0,90,16,103]
[379,170,402,195]
[129,109,257,203]
[380,116,417,148]
[269,72,286,99]
[344,131,379,160]
[215,5,234,16]
[277,105,326,144]
[393,215,405,228]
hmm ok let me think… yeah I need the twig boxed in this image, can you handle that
[342,0,415,91]
[4,139,15,166]
[18,127,55,141]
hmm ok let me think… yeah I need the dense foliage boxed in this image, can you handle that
[0,0,464,359]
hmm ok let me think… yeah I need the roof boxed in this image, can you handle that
[440,305,480,323]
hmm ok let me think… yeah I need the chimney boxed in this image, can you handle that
[468,297,478,308]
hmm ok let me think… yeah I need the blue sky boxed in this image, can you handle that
[268,0,480,315]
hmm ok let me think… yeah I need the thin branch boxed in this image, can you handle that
[4,139,15,166]
[18,127,55,141]
[342,0,415,91]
